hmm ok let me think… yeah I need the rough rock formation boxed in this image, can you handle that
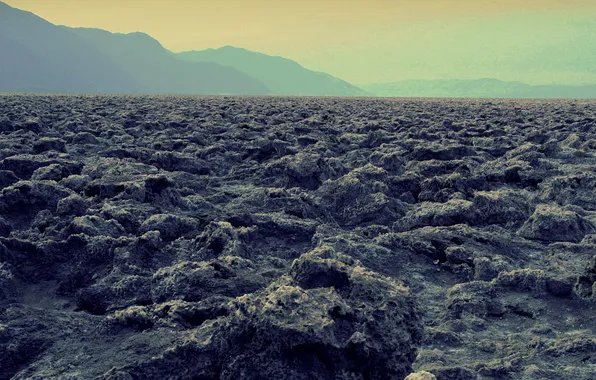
[0,95,594,379]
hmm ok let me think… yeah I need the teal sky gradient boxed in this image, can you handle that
[3,0,596,85]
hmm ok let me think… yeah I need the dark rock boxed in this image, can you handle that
[56,194,90,216]
[31,163,71,181]
[493,269,548,294]
[264,152,337,190]
[0,155,82,179]
[410,144,478,161]
[445,246,475,266]
[0,95,594,380]
[395,200,474,231]
[518,204,596,242]
[470,189,533,225]
[446,281,503,319]
[0,170,19,190]
[473,256,509,281]
[0,116,14,132]
[73,132,99,145]
[59,174,91,193]
[290,246,353,292]
[0,180,71,214]
[0,216,11,237]
[106,247,423,380]
[192,221,252,259]
[67,216,126,238]
[77,271,152,314]
[0,262,18,302]
[32,138,66,154]
[545,275,575,296]
[138,213,198,242]
[429,366,478,380]
[316,164,404,226]
[151,256,268,303]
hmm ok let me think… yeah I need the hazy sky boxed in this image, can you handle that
[4,0,596,84]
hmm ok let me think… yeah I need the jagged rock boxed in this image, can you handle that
[473,256,510,281]
[0,217,11,237]
[151,256,268,303]
[410,143,477,161]
[0,95,594,380]
[538,174,596,211]
[493,269,549,295]
[445,281,503,319]
[0,154,82,178]
[56,194,90,216]
[316,164,405,226]
[192,221,253,259]
[68,216,126,238]
[138,213,198,242]
[427,367,478,380]
[0,180,71,214]
[59,174,91,193]
[150,151,211,175]
[76,270,152,314]
[72,132,99,145]
[0,170,19,190]
[470,189,534,225]
[104,247,423,380]
[445,246,475,266]
[0,116,14,132]
[395,200,474,231]
[264,152,339,190]
[32,138,66,154]
[518,204,596,242]
[31,163,71,181]
[0,262,18,302]
[405,371,437,380]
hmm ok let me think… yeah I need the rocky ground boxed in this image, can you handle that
[0,94,594,380]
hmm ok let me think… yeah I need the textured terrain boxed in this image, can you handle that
[0,94,595,379]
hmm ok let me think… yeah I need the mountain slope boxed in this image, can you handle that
[361,79,596,99]
[0,1,142,93]
[177,46,368,96]
[69,29,270,95]
[0,1,269,95]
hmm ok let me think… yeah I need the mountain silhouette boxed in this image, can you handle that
[177,46,368,96]
[0,1,269,95]
[0,1,141,93]
[361,78,596,99]
[68,29,270,95]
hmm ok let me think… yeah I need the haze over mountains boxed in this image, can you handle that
[176,47,367,96]
[0,2,268,95]
[0,1,595,98]
[0,2,361,96]
[361,79,596,99]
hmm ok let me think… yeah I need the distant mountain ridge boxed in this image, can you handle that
[67,28,270,95]
[0,1,365,96]
[176,46,369,96]
[361,79,596,99]
[1,1,594,98]
[0,1,142,94]
[0,1,267,95]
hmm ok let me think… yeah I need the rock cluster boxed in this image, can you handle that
[0,95,594,379]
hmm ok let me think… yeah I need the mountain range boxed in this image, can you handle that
[0,1,595,98]
[361,79,596,99]
[176,47,367,96]
[0,1,269,95]
[0,1,363,96]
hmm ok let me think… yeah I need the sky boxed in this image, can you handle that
[4,0,596,85]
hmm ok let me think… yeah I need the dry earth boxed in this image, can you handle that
[0,94,595,379]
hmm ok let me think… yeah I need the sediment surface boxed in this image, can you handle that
[0,94,594,379]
